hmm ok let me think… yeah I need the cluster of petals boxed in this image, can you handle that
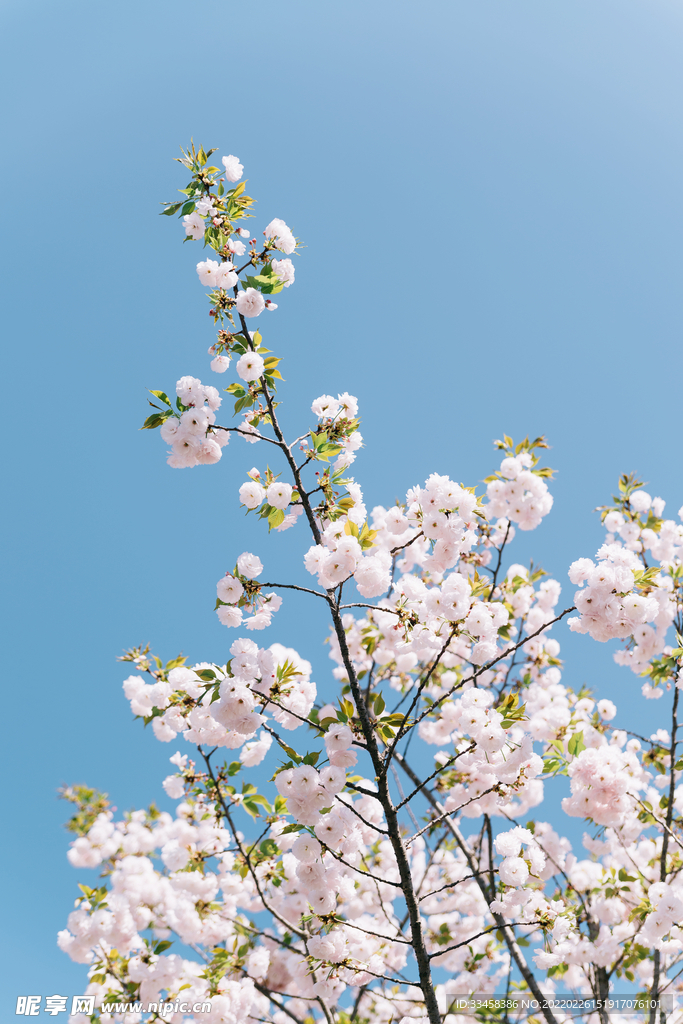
[562,743,647,827]
[122,639,315,749]
[568,545,664,643]
[485,453,553,530]
[196,258,238,291]
[309,392,363,472]
[215,554,283,631]
[264,217,296,254]
[161,377,226,469]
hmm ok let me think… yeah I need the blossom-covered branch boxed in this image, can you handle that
[58,143,683,1024]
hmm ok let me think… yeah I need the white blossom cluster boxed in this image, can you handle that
[569,488,682,693]
[215,552,284,631]
[486,453,553,530]
[160,377,227,468]
[122,640,315,748]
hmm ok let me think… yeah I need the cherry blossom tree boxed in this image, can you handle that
[59,142,683,1024]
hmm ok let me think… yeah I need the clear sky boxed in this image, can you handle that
[2,0,683,1010]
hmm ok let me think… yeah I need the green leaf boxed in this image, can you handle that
[154,940,173,954]
[567,731,586,757]
[249,793,273,811]
[161,202,182,217]
[259,839,280,857]
[632,566,661,590]
[279,741,302,763]
[180,201,196,216]
[195,668,216,681]
[141,411,172,430]
[340,698,355,720]
[268,508,285,530]
[149,390,172,407]
[383,713,407,725]
[374,692,386,716]
[235,394,256,414]
[542,756,567,777]
[302,751,321,766]
[244,273,285,296]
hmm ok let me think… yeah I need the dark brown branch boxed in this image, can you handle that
[391,530,424,556]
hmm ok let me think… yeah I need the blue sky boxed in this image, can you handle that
[2,0,683,1009]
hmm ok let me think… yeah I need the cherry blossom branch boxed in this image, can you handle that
[396,743,476,810]
[381,625,458,773]
[390,531,424,556]
[212,423,284,447]
[260,581,330,600]
[199,746,308,940]
[332,795,389,836]
[320,842,403,888]
[427,921,543,959]
[405,787,498,846]
[410,830,450,902]
[390,763,421,833]
[394,751,560,1024]
[634,803,683,856]
[251,983,307,1024]
[412,606,576,729]
[325,600,444,1024]
[486,520,512,600]
[288,432,311,452]
[343,780,383,800]
[246,330,322,546]
[338,602,401,613]
[417,870,489,902]
[343,965,421,986]
[329,917,412,945]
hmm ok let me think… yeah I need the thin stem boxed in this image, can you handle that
[382,625,457,774]
[339,602,401,613]
[396,743,476,809]
[486,521,511,600]
[405,787,497,846]
[390,531,424,556]
[260,581,330,600]
[412,607,576,729]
